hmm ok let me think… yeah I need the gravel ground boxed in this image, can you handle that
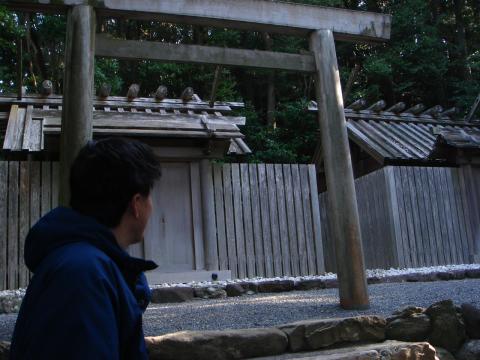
[1,278,479,341]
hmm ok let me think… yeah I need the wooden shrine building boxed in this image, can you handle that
[310,101,480,272]
[0,0,392,309]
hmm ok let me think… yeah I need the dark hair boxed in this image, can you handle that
[70,137,161,227]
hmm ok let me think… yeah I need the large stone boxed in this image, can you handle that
[145,328,288,360]
[388,306,425,321]
[206,287,227,299]
[382,275,408,283]
[386,313,431,342]
[236,282,259,293]
[257,280,294,293]
[255,341,437,360]
[437,272,454,281]
[465,269,480,279]
[150,287,194,303]
[193,286,227,299]
[323,278,339,288]
[0,295,23,314]
[450,270,466,280]
[278,316,386,352]
[426,300,466,353]
[226,283,246,297]
[461,303,480,339]
[404,273,438,282]
[456,339,480,360]
[0,342,10,360]
[294,279,325,291]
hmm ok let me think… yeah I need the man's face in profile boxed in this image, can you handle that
[132,193,154,245]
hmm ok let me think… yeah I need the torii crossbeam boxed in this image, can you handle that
[2,0,392,310]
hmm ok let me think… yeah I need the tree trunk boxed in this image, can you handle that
[26,14,48,82]
[263,33,276,128]
[454,0,471,80]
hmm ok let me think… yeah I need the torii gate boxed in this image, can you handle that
[2,0,391,310]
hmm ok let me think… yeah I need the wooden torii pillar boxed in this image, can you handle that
[59,5,95,205]
[310,30,369,308]
[3,0,390,310]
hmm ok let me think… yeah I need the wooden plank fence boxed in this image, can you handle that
[1,160,325,289]
[320,165,479,272]
[212,163,325,278]
[2,160,477,289]
[0,160,58,290]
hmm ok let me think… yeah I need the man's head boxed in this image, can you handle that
[70,138,161,246]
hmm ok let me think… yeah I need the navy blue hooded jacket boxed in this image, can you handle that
[10,207,157,359]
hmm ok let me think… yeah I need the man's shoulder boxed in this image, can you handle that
[43,241,120,279]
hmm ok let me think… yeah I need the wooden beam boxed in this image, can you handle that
[59,5,95,206]
[96,36,316,73]
[200,159,218,271]
[2,0,391,42]
[309,29,369,310]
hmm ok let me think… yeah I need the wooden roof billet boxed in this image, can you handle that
[309,100,480,165]
[1,0,391,42]
[0,95,244,112]
[1,95,247,153]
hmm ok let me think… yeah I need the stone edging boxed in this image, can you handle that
[1,299,480,359]
[144,298,479,359]
[149,268,480,304]
[1,268,479,313]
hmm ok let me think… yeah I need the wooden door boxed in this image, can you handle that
[140,162,200,272]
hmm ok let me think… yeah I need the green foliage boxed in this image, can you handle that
[240,100,317,163]
[0,7,21,93]
[1,1,480,162]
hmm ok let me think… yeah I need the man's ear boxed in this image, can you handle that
[130,193,142,219]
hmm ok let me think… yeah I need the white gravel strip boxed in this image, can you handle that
[149,263,480,289]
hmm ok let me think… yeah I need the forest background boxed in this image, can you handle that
[0,0,478,163]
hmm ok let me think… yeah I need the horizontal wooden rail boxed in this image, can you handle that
[1,0,391,41]
[96,36,316,73]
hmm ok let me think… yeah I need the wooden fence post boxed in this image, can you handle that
[200,159,218,270]
[59,5,95,206]
[309,29,369,309]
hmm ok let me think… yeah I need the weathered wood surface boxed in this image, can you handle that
[310,29,369,309]
[18,161,30,287]
[96,36,316,73]
[3,0,391,41]
[308,165,325,274]
[190,162,205,271]
[59,5,95,206]
[7,161,19,289]
[213,165,228,271]
[320,166,477,272]
[0,162,7,289]
[40,109,246,125]
[212,163,324,278]
[0,160,58,289]
[200,160,217,271]
[459,165,480,259]
[222,164,238,277]
[249,164,265,277]
[241,164,256,278]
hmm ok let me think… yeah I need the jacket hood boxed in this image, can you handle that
[25,207,157,281]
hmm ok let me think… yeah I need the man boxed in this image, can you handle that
[10,138,161,359]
